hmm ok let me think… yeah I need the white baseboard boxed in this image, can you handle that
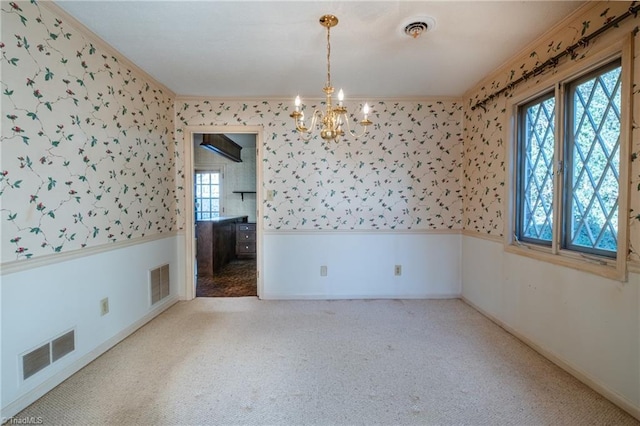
[461,296,640,421]
[1,295,179,420]
[259,293,462,300]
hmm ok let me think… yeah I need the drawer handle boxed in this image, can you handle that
[245,246,249,249]
[245,235,249,239]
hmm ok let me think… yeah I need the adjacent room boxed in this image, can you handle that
[193,132,258,297]
[1,1,639,424]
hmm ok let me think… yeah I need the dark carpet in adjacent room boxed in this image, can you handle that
[196,259,257,297]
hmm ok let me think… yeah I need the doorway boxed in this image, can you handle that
[183,126,263,300]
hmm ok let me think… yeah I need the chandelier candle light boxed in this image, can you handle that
[290,14,372,142]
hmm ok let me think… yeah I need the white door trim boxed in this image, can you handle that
[182,125,264,300]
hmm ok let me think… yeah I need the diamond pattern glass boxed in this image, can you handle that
[568,65,621,253]
[520,96,555,242]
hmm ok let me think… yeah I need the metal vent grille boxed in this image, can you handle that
[22,329,75,380]
[404,22,429,38]
[52,330,75,362]
[23,344,50,380]
[151,264,170,305]
[400,16,436,39]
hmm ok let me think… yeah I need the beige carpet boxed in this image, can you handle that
[15,298,638,425]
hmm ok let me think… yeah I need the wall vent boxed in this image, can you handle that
[52,330,75,362]
[150,264,170,305]
[22,344,50,380]
[22,329,75,380]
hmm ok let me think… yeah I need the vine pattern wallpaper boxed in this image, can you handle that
[176,99,464,231]
[3,1,638,265]
[462,1,640,262]
[1,2,177,262]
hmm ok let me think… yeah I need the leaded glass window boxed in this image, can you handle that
[565,60,621,256]
[515,58,622,259]
[517,93,555,244]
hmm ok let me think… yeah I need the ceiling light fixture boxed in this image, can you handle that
[290,15,372,142]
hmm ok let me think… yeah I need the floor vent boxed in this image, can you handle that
[150,264,170,305]
[22,329,75,380]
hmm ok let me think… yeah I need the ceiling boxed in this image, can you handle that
[55,1,586,99]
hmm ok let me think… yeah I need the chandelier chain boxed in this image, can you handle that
[326,25,331,88]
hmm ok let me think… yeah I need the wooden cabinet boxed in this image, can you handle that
[236,223,256,258]
[196,216,248,276]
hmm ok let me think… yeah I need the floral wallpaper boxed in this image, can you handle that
[462,1,640,262]
[9,0,632,265]
[176,99,464,231]
[1,2,177,263]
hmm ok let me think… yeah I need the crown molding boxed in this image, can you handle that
[42,1,176,98]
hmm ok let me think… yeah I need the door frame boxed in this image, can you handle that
[183,125,264,300]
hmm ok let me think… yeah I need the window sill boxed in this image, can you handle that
[504,243,627,282]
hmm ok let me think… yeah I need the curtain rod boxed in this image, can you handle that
[471,3,640,111]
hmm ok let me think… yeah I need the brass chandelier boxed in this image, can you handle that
[290,15,372,142]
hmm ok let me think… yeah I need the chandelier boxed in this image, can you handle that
[290,15,372,142]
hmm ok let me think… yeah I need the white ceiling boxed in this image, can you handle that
[55,1,585,99]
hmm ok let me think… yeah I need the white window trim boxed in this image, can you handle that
[505,34,632,282]
[194,167,224,219]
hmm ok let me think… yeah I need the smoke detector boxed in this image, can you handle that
[401,16,436,39]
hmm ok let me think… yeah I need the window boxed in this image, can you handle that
[517,92,556,246]
[512,52,630,279]
[564,62,621,257]
[195,171,221,220]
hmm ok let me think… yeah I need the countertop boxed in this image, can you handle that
[196,215,248,225]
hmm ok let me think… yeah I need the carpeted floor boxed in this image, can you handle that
[196,258,257,297]
[13,298,639,425]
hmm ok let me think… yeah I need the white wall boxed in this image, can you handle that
[1,235,183,418]
[461,235,640,417]
[262,232,461,299]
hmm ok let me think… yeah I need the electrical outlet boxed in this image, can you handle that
[394,265,402,276]
[320,265,328,276]
[266,189,274,201]
[100,297,109,316]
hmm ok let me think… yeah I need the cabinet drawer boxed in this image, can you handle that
[237,223,256,232]
[237,230,256,242]
[236,242,256,254]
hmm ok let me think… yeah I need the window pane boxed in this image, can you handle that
[567,62,621,255]
[518,94,555,243]
[194,171,221,220]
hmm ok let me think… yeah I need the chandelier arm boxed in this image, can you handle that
[295,108,323,141]
[299,130,313,142]
[309,109,322,133]
[340,111,371,139]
